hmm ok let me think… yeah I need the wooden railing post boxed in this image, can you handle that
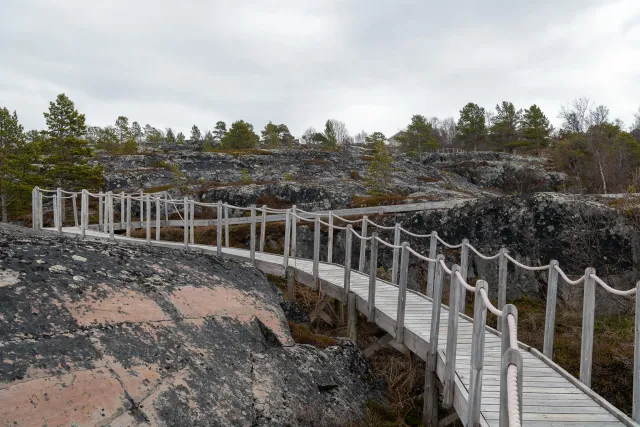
[164,192,169,222]
[31,188,36,229]
[459,239,469,311]
[312,217,320,290]
[259,205,267,252]
[633,281,640,422]
[283,210,291,269]
[216,201,223,256]
[500,304,518,357]
[443,264,461,407]
[120,192,125,229]
[224,203,230,248]
[359,216,368,272]
[38,189,43,230]
[423,254,445,426]
[468,280,488,427]
[250,205,256,263]
[343,225,353,301]
[580,267,596,387]
[395,242,410,345]
[327,211,334,263]
[126,194,132,237]
[499,304,519,427]
[108,191,115,240]
[55,188,63,234]
[367,232,378,322]
[80,190,87,238]
[291,205,297,258]
[497,247,508,331]
[52,195,58,232]
[427,231,438,297]
[183,197,189,249]
[500,348,523,427]
[98,191,104,232]
[188,200,194,245]
[146,194,151,244]
[543,260,559,359]
[72,193,78,228]
[155,196,161,241]
[392,223,401,285]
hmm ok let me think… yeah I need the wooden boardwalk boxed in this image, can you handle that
[46,226,634,427]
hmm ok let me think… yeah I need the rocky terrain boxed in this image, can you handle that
[0,224,383,426]
[98,148,569,211]
[288,192,639,313]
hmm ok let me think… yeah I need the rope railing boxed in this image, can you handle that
[591,273,638,296]
[365,217,396,230]
[554,264,586,286]
[504,252,549,271]
[375,236,402,249]
[399,227,432,238]
[32,186,640,426]
[436,234,463,249]
[466,242,501,260]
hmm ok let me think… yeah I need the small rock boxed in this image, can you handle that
[72,255,87,262]
[49,265,68,273]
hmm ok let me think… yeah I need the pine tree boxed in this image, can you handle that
[176,132,186,144]
[220,120,259,149]
[457,103,487,151]
[261,121,281,148]
[0,108,38,221]
[42,94,103,190]
[395,115,438,159]
[521,105,552,153]
[364,140,393,195]
[191,125,202,141]
[115,116,130,145]
[213,121,227,143]
[323,120,338,150]
[490,101,522,150]
[166,128,176,143]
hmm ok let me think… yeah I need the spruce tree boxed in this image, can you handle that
[364,140,393,195]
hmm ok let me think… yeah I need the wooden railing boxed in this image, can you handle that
[32,187,640,426]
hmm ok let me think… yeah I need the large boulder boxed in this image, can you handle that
[0,224,383,426]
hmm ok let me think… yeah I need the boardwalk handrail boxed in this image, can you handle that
[31,187,640,426]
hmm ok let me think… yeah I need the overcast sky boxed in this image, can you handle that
[1,0,639,138]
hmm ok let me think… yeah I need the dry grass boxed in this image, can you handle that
[143,184,174,193]
[360,155,374,161]
[416,176,441,183]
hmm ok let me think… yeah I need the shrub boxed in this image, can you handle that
[240,168,252,184]
[284,172,294,181]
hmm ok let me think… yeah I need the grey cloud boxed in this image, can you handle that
[1,0,638,137]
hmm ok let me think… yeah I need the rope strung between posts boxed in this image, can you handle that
[318,219,347,230]
[375,236,403,249]
[332,214,361,224]
[224,203,253,211]
[554,265,586,286]
[349,227,373,241]
[455,270,476,292]
[290,212,316,223]
[466,242,501,260]
[436,234,463,249]
[479,288,503,317]
[504,253,550,271]
[439,258,452,275]
[407,246,437,262]
[399,227,431,238]
[591,274,637,296]
[365,218,396,230]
